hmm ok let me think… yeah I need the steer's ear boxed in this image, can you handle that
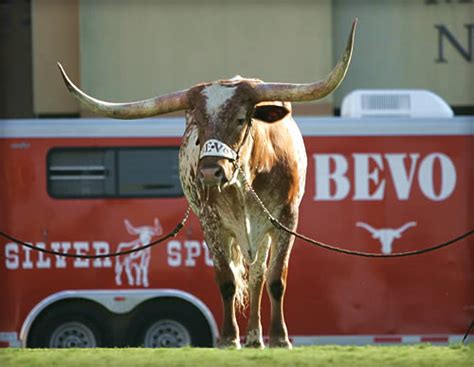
[253,105,290,123]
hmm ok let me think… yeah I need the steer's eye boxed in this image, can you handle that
[237,118,246,126]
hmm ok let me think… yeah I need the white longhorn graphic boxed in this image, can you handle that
[356,221,417,254]
[115,218,162,287]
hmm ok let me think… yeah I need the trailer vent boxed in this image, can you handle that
[361,94,411,111]
[341,89,454,118]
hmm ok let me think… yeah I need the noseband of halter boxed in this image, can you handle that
[199,139,237,161]
[198,121,253,164]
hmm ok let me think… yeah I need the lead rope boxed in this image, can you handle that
[0,206,191,259]
[235,164,474,258]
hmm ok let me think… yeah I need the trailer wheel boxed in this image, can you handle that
[28,302,107,348]
[48,319,99,348]
[143,319,191,348]
[132,299,213,348]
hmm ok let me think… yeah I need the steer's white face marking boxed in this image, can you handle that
[202,83,237,119]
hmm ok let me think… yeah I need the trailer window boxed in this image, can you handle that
[47,147,183,198]
[118,148,181,197]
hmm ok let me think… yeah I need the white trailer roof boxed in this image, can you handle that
[0,117,472,138]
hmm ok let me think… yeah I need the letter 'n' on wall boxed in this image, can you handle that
[435,24,474,63]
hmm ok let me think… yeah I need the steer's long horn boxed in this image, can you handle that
[57,63,189,119]
[254,18,357,102]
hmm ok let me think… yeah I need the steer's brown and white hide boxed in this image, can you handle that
[179,78,307,348]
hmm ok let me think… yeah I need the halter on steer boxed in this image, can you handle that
[200,140,238,161]
[198,120,253,180]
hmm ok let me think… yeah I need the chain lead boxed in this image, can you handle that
[0,206,192,259]
[235,161,473,258]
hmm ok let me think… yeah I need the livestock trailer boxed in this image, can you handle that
[0,113,472,348]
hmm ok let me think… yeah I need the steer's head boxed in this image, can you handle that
[57,19,357,189]
[187,79,290,188]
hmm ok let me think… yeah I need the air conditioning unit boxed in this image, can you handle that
[341,89,454,118]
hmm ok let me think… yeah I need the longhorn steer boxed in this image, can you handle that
[58,20,357,348]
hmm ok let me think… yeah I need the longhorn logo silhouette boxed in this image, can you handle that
[115,219,162,287]
[356,221,417,254]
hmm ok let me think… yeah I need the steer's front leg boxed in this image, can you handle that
[206,231,241,349]
[245,240,270,349]
[213,250,241,348]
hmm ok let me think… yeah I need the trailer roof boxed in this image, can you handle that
[0,117,472,138]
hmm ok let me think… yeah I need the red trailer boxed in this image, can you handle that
[0,116,472,348]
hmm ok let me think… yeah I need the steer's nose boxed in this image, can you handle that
[198,164,226,187]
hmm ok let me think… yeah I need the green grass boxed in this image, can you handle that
[0,344,472,367]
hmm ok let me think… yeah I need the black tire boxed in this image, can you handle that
[28,302,108,348]
[130,299,213,348]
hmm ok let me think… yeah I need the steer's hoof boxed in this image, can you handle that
[244,330,264,349]
[244,338,265,349]
[269,337,292,349]
[217,337,241,349]
[245,341,265,349]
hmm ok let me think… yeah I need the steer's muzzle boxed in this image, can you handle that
[198,162,228,187]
